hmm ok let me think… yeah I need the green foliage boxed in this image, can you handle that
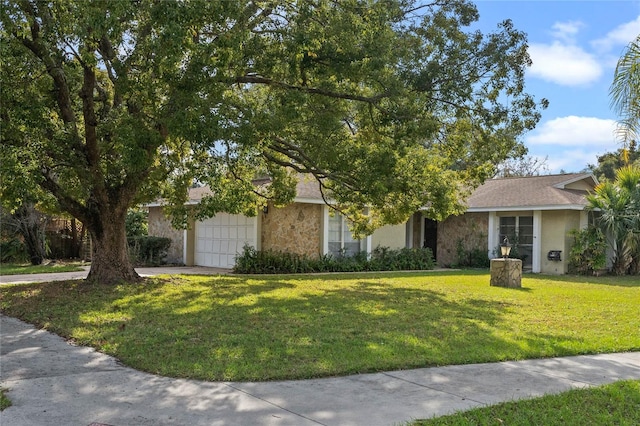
[369,246,436,271]
[587,165,640,275]
[455,242,490,268]
[1,0,546,283]
[610,35,640,145]
[588,140,640,182]
[569,227,607,275]
[0,237,28,263]
[0,388,11,411]
[127,236,171,266]
[233,245,435,274]
[125,209,149,238]
[455,238,490,268]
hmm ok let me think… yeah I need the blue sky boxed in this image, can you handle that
[471,0,640,173]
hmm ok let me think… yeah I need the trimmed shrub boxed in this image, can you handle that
[569,227,607,275]
[233,245,435,274]
[127,236,171,266]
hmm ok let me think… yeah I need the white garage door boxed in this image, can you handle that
[195,213,256,268]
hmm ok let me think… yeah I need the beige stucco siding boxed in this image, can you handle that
[261,203,323,257]
[540,210,583,274]
[371,223,406,250]
[565,180,593,191]
[147,206,185,264]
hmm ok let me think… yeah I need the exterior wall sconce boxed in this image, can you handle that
[500,236,512,259]
[262,205,269,214]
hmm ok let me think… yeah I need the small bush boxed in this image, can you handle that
[0,237,28,263]
[233,245,435,274]
[127,236,171,266]
[569,227,607,275]
[455,240,490,268]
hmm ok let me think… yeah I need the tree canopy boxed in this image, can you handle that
[1,0,546,283]
[588,140,640,182]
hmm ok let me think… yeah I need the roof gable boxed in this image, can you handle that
[466,173,597,211]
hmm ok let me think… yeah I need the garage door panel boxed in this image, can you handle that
[195,213,256,268]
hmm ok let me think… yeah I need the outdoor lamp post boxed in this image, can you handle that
[500,236,511,259]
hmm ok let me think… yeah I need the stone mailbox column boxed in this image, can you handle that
[490,258,522,288]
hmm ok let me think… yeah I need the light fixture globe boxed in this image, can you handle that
[500,236,512,259]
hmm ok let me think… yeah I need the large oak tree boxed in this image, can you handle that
[1,0,546,284]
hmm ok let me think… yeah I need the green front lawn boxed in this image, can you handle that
[0,271,638,381]
[0,262,85,275]
[412,379,640,425]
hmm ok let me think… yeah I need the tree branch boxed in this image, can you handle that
[232,75,390,104]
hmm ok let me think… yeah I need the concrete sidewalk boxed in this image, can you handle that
[1,315,639,426]
[0,266,230,285]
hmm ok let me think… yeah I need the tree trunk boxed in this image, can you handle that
[13,203,47,265]
[85,210,140,284]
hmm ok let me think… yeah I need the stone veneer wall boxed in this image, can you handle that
[147,206,184,264]
[411,213,422,248]
[437,212,489,267]
[261,203,323,257]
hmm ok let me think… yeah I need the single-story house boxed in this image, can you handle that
[148,172,598,274]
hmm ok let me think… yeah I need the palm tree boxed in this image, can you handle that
[610,35,640,148]
[587,165,640,275]
[616,166,640,274]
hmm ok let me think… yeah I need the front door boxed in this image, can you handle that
[423,218,438,261]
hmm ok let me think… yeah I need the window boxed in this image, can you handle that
[328,213,365,257]
[499,215,533,271]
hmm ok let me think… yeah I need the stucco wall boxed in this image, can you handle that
[261,203,323,257]
[540,210,582,274]
[147,206,184,264]
[437,212,489,267]
[372,223,406,250]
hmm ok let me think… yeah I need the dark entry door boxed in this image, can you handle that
[423,218,438,261]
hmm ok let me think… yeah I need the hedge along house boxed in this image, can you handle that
[147,177,408,268]
[416,173,599,274]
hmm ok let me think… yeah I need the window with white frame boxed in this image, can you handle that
[328,213,366,257]
[499,215,533,270]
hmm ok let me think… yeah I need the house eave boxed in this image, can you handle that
[466,204,588,213]
[293,197,327,205]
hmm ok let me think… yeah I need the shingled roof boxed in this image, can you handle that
[465,173,598,211]
[170,173,597,212]
[184,175,325,204]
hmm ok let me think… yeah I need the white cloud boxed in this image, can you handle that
[541,149,600,173]
[525,116,621,172]
[550,21,585,43]
[526,116,617,147]
[592,15,640,52]
[528,42,602,86]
